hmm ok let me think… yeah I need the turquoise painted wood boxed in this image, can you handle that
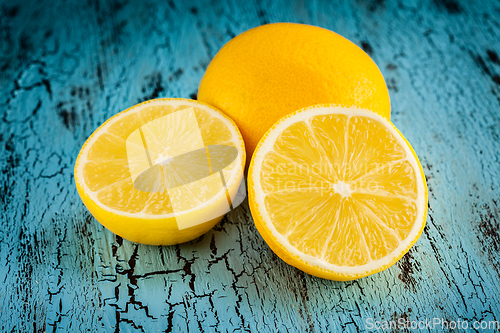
[1,0,500,331]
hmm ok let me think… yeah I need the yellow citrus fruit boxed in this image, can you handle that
[248,105,427,280]
[75,99,245,245]
[198,23,390,162]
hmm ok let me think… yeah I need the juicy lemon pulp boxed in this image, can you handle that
[75,99,245,245]
[249,105,427,280]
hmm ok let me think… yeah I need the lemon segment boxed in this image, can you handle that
[248,105,427,280]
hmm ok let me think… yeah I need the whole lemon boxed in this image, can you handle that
[198,23,390,162]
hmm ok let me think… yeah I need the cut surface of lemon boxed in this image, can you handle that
[75,99,245,245]
[248,105,427,280]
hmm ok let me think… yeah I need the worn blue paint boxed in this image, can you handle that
[1,0,500,332]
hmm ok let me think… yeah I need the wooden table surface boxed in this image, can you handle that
[1,0,500,331]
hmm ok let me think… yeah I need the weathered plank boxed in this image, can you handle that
[1,0,499,331]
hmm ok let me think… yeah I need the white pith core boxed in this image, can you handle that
[154,153,171,165]
[333,181,352,198]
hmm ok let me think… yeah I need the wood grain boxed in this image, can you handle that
[1,0,499,331]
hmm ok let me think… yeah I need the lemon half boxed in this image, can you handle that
[248,105,427,280]
[75,99,245,245]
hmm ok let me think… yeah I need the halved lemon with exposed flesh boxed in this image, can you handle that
[75,99,245,245]
[248,105,427,280]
